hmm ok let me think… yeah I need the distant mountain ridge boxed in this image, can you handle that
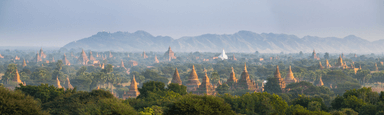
[62,30,384,53]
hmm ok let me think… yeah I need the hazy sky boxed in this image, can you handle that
[1,0,383,47]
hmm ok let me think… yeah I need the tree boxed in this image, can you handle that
[264,77,282,94]
[0,85,48,115]
[80,98,136,115]
[324,52,330,59]
[355,69,371,85]
[2,63,17,84]
[165,94,235,115]
[16,83,70,104]
[76,66,87,76]
[167,83,187,95]
[216,83,230,95]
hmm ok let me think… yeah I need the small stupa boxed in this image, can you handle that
[193,70,216,95]
[62,54,71,66]
[274,65,286,89]
[56,76,63,88]
[154,55,159,63]
[89,51,96,61]
[285,66,297,85]
[66,76,74,90]
[22,59,27,67]
[171,68,182,85]
[77,49,89,65]
[226,67,238,87]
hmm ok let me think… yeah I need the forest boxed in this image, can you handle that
[1,49,384,114]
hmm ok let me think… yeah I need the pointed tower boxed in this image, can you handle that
[62,53,71,66]
[232,55,237,61]
[375,63,379,71]
[101,63,105,69]
[77,49,89,65]
[13,69,23,85]
[311,49,317,59]
[285,66,297,85]
[142,51,148,59]
[325,59,331,68]
[186,65,201,91]
[274,65,286,89]
[335,55,344,67]
[119,60,124,68]
[193,71,216,95]
[226,67,238,87]
[56,76,62,88]
[40,48,47,58]
[96,52,99,57]
[237,63,258,91]
[154,55,159,63]
[316,76,324,86]
[171,68,182,85]
[319,61,323,70]
[123,75,140,99]
[164,46,177,61]
[109,51,113,58]
[89,51,96,61]
[22,59,27,67]
[35,52,42,62]
[66,76,73,90]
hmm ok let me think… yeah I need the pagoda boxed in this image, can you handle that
[56,76,63,88]
[22,59,27,67]
[40,48,47,59]
[142,51,148,59]
[164,46,177,61]
[232,54,237,61]
[226,67,238,88]
[334,55,346,68]
[89,51,96,61]
[375,63,379,71]
[123,75,140,99]
[154,55,159,63]
[13,69,23,85]
[274,65,286,89]
[35,53,42,62]
[62,54,71,66]
[284,66,297,85]
[325,59,332,69]
[121,60,125,68]
[310,49,319,60]
[193,71,216,95]
[171,68,182,85]
[319,61,323,70]
[77,49,89,65]
[315,76,324,86]
[185,65,201,91]
[109,51,113,58]
[66,76,74,90]
[237,63,258,91]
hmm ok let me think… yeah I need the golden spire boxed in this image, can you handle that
[274,65,281,78]
[227,67,238,83]
[121,60,125,68]
[244,62,247,72]
[56,76,62,88]
[317,76,324,86]
[22,59,27,67]
[189,65,199,80]
[171,68,182,85]
[319,61,323,69]
[101,63,105,69]
[66,76,73,89]
[14,68,22,84]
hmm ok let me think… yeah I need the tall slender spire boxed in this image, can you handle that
[22,59,27,67]
[319,61,323,69]
[78,49,89,65]
[121,60,125,68]
[193,70,215,95]
[56,76,62,88]
[14,68,23,84]
[244,62,247,72]
[66,76,73,89]
[154,55,159,63]
[89,50,96,61]
[375,63,379,71]
[171,68,182,85]
[316,76,324,86]
[227,67,238,84]
[123,75,140,99]
[63,53,71,66]
[109,51,113,58]
[274,65,281,78]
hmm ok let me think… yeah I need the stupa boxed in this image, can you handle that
[237,63,258,91]
[284,66,297,85]
[123,75,140,99]
[77,49,89,65]
[185,65,201,91]
[171,68,182,85]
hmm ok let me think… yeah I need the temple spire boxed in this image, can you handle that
[56,76,62,88]
[244,62,247,72]
[66,76,73,89]
[14,68,23,84]
[171,68,182,85]
[274,65,281,78]
[22,59,27,67]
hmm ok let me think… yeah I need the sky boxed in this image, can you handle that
[0,0,383,47]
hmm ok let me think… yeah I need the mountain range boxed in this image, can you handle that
[62,30,384,53]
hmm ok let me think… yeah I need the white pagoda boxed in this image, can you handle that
[218,49,228,60]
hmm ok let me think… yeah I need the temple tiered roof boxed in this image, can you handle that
[164,46,177,61]
[193,71,216,95]
[237,63,258,91]
[77,49,89,65]
[123,75,140,99]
